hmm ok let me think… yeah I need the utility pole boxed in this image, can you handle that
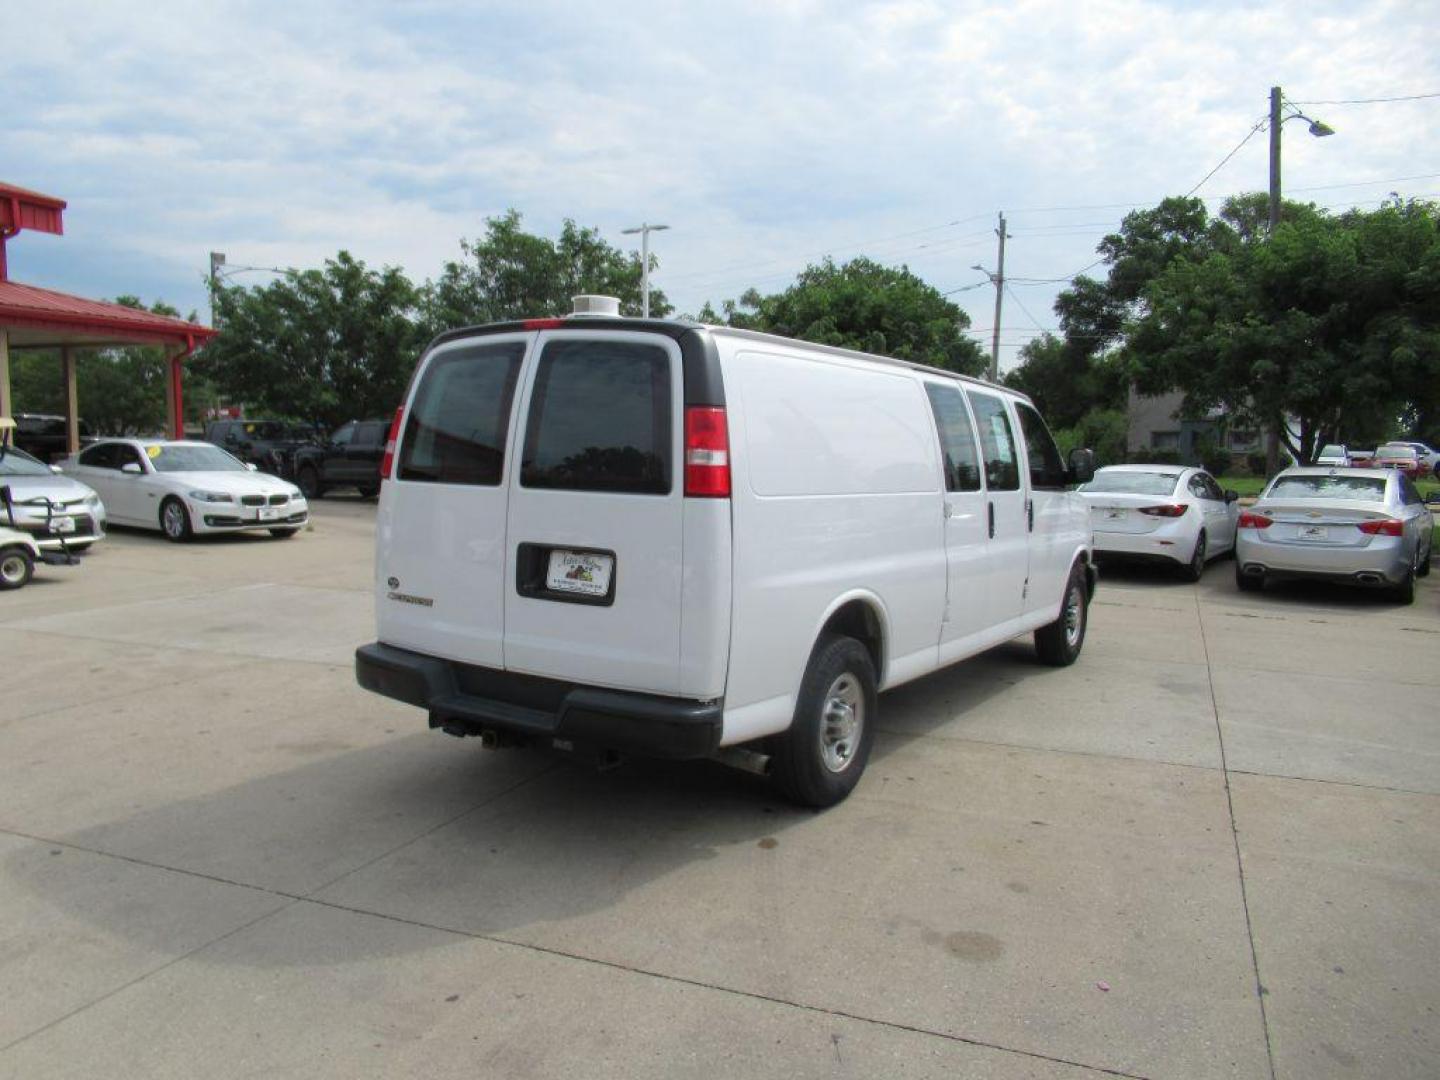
[208,252,226,328]
[972,212,1011,382]
[621,223,670,318]
[1268,86,1283,235]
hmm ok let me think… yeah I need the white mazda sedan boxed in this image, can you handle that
[1078,464,1240,581]
[61,439,308,542]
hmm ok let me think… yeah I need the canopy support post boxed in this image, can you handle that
[61,345,79,455]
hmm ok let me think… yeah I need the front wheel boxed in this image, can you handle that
[1034,561,1089,666]
[771,634,878,808]
[160,497,193,543]
[0,546,35,590]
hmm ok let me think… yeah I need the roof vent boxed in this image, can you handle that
[570,294,621,318]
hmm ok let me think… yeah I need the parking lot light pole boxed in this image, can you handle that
[621,223,670,318]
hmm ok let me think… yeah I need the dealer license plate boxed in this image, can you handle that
[258,506,283,521]
[1298,525,1328,541]
[546,550,613,597]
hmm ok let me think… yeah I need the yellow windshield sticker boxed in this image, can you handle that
[244,423,255,433]
[146,445,161,459]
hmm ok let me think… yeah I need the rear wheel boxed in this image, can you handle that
[1034,561,1089,666]
[1181,531,1207,582]
[1417,540,1431,578]
[771,634,878,808]
[357,484,379,499]
[1235,564,1263,593]
[296,465,323,500]
[160,497,193,543]
[0,546,34,590]
[1392,556,1416,605]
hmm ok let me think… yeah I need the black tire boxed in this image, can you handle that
[1235,564,1263,593]
[1391,558,1416,605]
[159,497,193,543]
[0,546,34,590]
[296,465,323,500]
[1417,540,1431,579]
[269,527,300,539]
[1034,561,1089,666]
[1181,531,1207,582]
[357,484,379,499]
[771,634,878,808]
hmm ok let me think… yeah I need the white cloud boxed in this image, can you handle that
[6,0,1437,367]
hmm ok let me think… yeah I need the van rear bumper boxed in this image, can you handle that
[355,643,723,759]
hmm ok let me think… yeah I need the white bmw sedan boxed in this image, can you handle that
[1235,468,1433,603]
[61,439,308,542]
[1078,464,1240,580]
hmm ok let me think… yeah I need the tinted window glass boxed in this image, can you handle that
[966,392,1020,491]
[1400,477,1421,506]
[924,383,981,492]
[1015,402,1065,489]
[1188,475,1210,500]
[331,422,356,447]
[521,339,672,495]
[1081,470,1182,496]
[399,341,525,486]
[79,444,116,468]
[1267,475,1387,501]
[353,422,386,448]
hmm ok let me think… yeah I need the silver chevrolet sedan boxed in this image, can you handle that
[0,444,107,553]
[1235,468,1433,603]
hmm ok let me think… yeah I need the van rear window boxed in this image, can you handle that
[520,340,672,495]
[398,341,525,486]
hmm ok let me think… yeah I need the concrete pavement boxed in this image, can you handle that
[1,501,1435,1078]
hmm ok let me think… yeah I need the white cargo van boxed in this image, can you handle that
[356,305,1097,806]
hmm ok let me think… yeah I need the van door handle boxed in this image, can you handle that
[988,501,995,538]
[1027,498,1034,532]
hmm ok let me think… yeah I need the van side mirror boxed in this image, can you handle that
[1067,447,1096,485]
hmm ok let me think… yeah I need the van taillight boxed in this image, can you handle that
[380,406,404,480]
[1236,511,1272,529]
[1357,518,1403,536]
[684,406,730,498]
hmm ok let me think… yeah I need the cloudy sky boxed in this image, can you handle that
[8,0,1438,371]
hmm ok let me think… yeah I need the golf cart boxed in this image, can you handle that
[0,417,81,590]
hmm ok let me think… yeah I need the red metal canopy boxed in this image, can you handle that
[0,181,216,446]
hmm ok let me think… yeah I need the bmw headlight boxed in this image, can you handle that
[188,490,234,503]
[286,484,303,498]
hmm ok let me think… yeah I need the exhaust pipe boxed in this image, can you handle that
[1355,572,1383,586]
[710,746,772,777]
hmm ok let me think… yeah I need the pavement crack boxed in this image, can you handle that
[1194,589,1278,1080]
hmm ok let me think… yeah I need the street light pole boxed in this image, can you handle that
[972,212,1011,382]
[621,223,670,318]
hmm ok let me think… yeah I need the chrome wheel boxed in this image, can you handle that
[819,673,864,773]
[1063,581,1085,648]
[162,501,187,539]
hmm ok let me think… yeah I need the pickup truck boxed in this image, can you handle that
[292,419,390,498]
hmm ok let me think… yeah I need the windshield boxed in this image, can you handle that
[1376,446,1416,460]
[1267,475,1386,501]
[0,446,54,476]
[1079,471,1182,496]
[148,444,248,473]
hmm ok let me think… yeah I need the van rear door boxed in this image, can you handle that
[502,331,685,695]
[378,334,529,668]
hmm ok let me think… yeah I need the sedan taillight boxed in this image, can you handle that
[1138,504,1187,517]
[1357,518,1404,537]
[1236,511,1273,529]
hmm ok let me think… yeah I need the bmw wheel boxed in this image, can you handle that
[160,497,193,543]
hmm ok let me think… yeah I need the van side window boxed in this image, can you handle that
[966,392,1020,491]
[398,341,525,486]
[1015,403,1066,490]
[521,339,672,495]
[923,384,982,492]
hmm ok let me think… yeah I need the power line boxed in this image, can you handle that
[1186,118,1268,196]
[1289,92,1440,105]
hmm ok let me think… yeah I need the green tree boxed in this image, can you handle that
[1126,197,1440,463]
[1003,332,1126,429]
[196,252,424,430]
[700,257,985,374]
[423,210,668,331]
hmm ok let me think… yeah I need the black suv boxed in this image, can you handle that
[292,419,389,499]
[14,413,97,463]
[205,419,318,479]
